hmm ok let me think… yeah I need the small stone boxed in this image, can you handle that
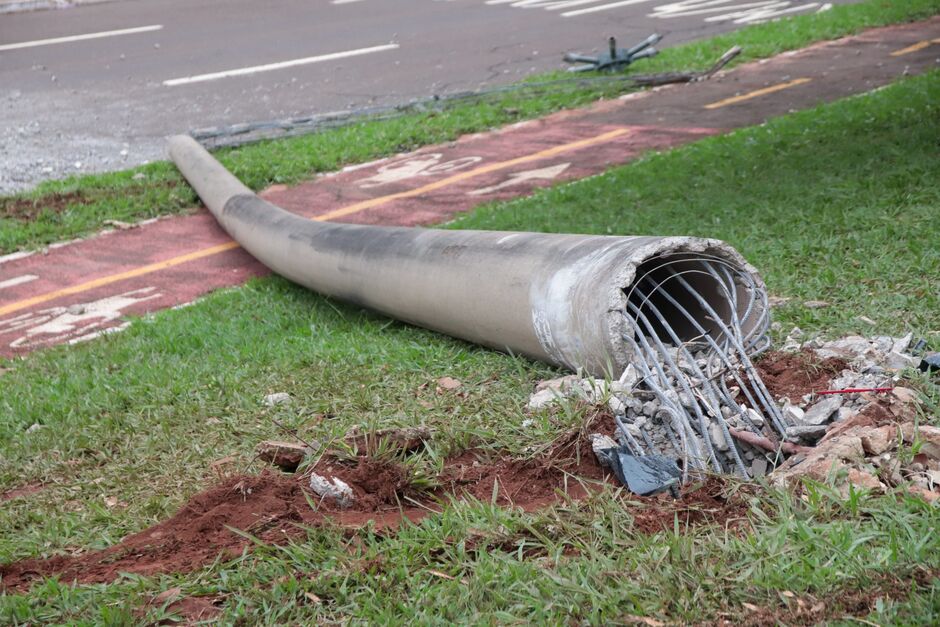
[860,427,895,456]
[783,404,805,424]
[642,400,659,416]
[263,392,292,407]
[589,433,619,468]
[608,395,626,415]
[750,458,768,478]
[884,351,917,370]
[785,425,828,444]
[708,423,729,452]
[521,418,536,429]
[745,408,765,428]
[308,474,354,508]
[845,468,882,492]
[66,304,85,315]
[836,407,856,423]
[256,440,315,472]
[26,423,43,434]
[891,332,913,355]
[617,364,638,389]
[801,396,844,426]
[891,387,919,405]
[132,172,146,180]
[527,388,559,410]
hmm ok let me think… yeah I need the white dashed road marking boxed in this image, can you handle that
[0,25,163,52]
[163,43,400,86]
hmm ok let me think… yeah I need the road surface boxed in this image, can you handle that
[0,0,847,193]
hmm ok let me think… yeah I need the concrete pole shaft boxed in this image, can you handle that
[168,135,763,377]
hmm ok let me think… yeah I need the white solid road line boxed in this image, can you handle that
[163,43,400,87]
[0,25,163,52]
[0,275,38,291]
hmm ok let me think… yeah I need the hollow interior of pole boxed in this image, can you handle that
[625,254,747,344]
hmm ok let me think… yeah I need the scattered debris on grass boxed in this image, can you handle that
[539,333,931,493]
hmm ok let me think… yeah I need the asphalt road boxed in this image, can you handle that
[0,0,851,193]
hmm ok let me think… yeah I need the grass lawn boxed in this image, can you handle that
[1,65,939,623]
[1,0,939,254]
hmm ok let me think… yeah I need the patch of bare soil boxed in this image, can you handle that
[0,483,44,502]
[0,192,86,220]
[630,477,753,534]
[0,419,745,592]
[756,350,848,401]
[725,569,939,627]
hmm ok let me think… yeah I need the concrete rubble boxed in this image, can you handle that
[308,473,354,508]
[530,332,936,498]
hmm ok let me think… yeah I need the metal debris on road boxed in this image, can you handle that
[564,34,662,73]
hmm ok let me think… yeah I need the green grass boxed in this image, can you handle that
[1,68,939,623]
[1,0,939,254]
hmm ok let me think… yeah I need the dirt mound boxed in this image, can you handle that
[756,350,848,401]
[0,444,609,591]
[630,477,753,533]
[0,424,745,592]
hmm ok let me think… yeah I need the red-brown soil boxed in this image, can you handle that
[727,569,939,627]
[0,419,744,592]
[1,483,44,502]
[756,350,848,401]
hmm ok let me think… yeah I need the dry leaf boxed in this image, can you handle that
[436,377,462,391]
[304,592,322,604]
[104,496,119,508]
[154,587,182,605]
[428,569,455,580]
[741,603,760,612]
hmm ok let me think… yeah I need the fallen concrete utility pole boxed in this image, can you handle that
[169,135,786,478]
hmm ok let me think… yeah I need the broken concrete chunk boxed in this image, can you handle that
[708,423,730,452]
[785,425,828,444]
[256,440,317,472]
[589,433,619,468]
[617,364,639,389]
[527,388,559,410]
[750,458,768,478]
[884,351,918,370]
[859,427,896,457]
[308,473,354,508]
[263,392,292,407]
[801,396,844,426]
[783,403,805,424]
[745,407,765,428]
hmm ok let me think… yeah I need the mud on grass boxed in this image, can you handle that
[0,429,752,592]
